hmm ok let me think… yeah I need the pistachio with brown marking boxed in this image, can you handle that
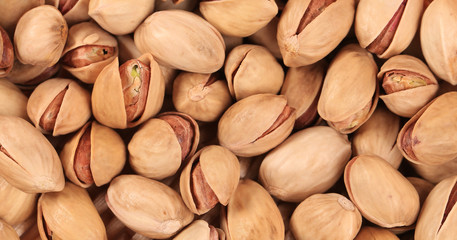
[173,220,224,240]
[0,26,14,78]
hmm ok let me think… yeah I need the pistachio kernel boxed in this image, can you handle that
[120,59,150,123]
[158,114,194,161]
[62,45,115,68]
[39,86,68,133]
[440,181,457,231]
[59,0,79,15]
[74,124,93,185]
[256,104,294,141]
[401,120,420,161]
[382,70,433,94]
[190,162,219,213]
[0,26,14,77]
[297,0,337,34]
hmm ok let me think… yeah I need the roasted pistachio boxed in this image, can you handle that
[354,226,400,240]
[0,26,13,78]
[0,219,19,240]
[0,176,37,226]
[173,220,224,240]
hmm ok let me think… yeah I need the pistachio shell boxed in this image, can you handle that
[344,155,420,228]
[248,17,282,59]
[412,159,457,184]
[14,5,67,67]
[173,220,223,240]
[37,182,107,240]
[0,116,64,193]
[407,177,434,206]
[0,176,37,226]
[134,10,225,73]
[0,219,19,240]
[27,78,91,136]
[106,175,194,239]
[199,0,278,37]
[290,193,361,240]
[354,226,399,240]
[0,79,28,120]
[92,53,165,129]
[0,0,44,36]
[218,94,295,157]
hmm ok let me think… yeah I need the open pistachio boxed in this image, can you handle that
[354,226,400,240]
[0,79,28,120]
[0,176,37,226]
[106,175,194,239]
[5,60,60,88]
[290,193,362,240]
[61,21,118,84]
[344,155,420,228]
[225,44,284,100]
[0,219,19,240]
[92,53,165,129]
[27,78,91,136]
[173,220,224,240]
[318,44,379,134]
[14,5,67,67]
[37,182,107,240]
[355,0,422,58]
[378,55,438,117]
[221,179,284,240]
[277,0,355,67]
[128,112,199,180]
[0,26,14,78]
[134,10,225,74]
[218,93,295,157]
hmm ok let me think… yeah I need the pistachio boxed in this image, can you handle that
[173,220,224,240]
[158,112,197,161]
[354,226,400,240]
[62,45,115,68]
[0,26,14,77]
[412,159,457,184]
[5,60,60,87]
[0,176,37,226]
[0,219,20,240]
[0,0,44,36]
[0,79,28,120]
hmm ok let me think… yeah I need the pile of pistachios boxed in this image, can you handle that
[0,0,456,239]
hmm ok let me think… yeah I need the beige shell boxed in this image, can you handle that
[259,126,351,202]
[62,21,118,84]
[318,44,378,134]
[277,0,355,67]
[60,121,126,188]
[0,79,28,120]
[199,0,277,37]
[27,78,91,136]
[89,0,155,35]
[92,53,165,129]
[128,112,199,180]
[0,219,20,240]
[218,93,295,157]
[412,159,457,184]
[290,193,362,240]
[415,175,457,240]
[0,115,64,193]
[106,175,194,239]
[37,182,107,240]
[397,92,457,165]
[344,155,420,228]
[221,179,284,240]
[173,220,225,240]
[5,59,60,86]
[48,0,90,25]
[225,44,284,100]
[421,0,457,85]
[134,10,225,74]
[0,176,37,226]
[355,0,423,58]
[280,61,325,129]
[14,5,67,67]
[180,145,240,215]
[352,106,402,169]
[378,55,438,117]
[0,0,44,36]
[172,72,232,122]
[354,226,400,240]
[248,16,282,59]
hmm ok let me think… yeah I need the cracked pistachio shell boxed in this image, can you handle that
[277,0,355,67]
[0,79,28,120]
[260,126,351,202]
[355,0,422,59]
[415,175,457,240]
[92,53,165,129]
[378,55,438,117]
[290,193,362,240]
[397,92,457,165]
[280,61,325,129]
[106,175,194,239]
[221,179,284,240]
[354,226,399,240]
[89,0,155,35]
[421,0,457,85]
[48,0,90,25]
[0,116,64,193]
[5,59,60,87]
[0,176,37,226]
[225,44,284,100]
[0,0,44,36]
[180,145,240,215]
[62,21,118,84]
[37,182,107,240]
[134,10,225,74]
[129,112,199,180]
[173,72,232,122]
[317,44,379,134]
[199,0,277,37]
[352,106,402,169]
[27,78,91,136]
[0,219,19,240]
[344,155,420,228]
[61,121,126,188]
[248,17,282,59]
[218,94,295,157]
[14,5,67,67]
[173,220,225,240]
[412,159,457,184]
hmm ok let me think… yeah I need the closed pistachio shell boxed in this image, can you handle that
[0,116,64,193]
[0,176,37,226]
[0,79,28,120]
[0,219,19,240]
[218,94,295,157]
[290,193,362,240]
[344,155,420,228]
[14,5,67,67]
[173,220,223,240]
[260,126,351,202]
[0,0,44,36]
[277,0,355,67]
[318,44,379,134]
[199,0,278,37]
[412,159,457,184]
[354,226,399,240]
[106,175,194,239]
[37,182,107,240]
[221,179,284,240]
[134,10,225,74]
